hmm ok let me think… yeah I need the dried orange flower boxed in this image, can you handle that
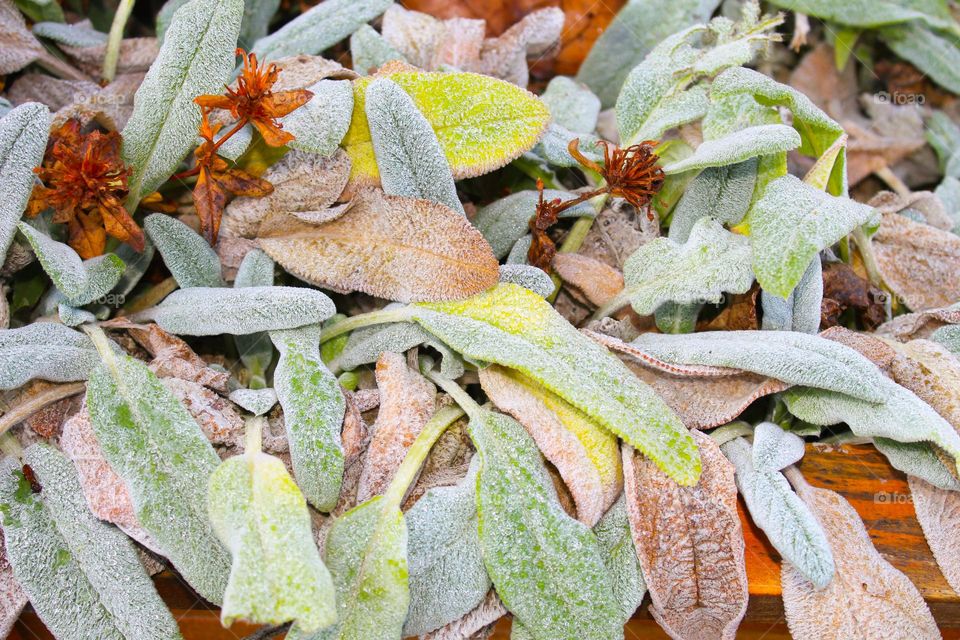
[26,119,143,259]
[195,48,313,147]
[569,138,664,212]
[528,179,563,271]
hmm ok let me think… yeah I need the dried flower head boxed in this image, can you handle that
[528,179,563,271]
[26,119,143,259]
[569,138,664,212]
[195,48,313,147]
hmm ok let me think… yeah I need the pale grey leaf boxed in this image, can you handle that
[873,439,960,492]
[285,79,354,156]
[0,102,50,261]
[32,20,107,47]
[335,316,464,379]
[228,388,278,416]
[239,0,281,45]
[350,24,405,75]
[473,190,594,259]
[0,323,101,389]
[540,76,600,134]
[498,264,553,298]
[668,159,757,243]
[662,125,801,174]
[145,214,225,288]
[58,303,96,327]
[593,496,646,625]
[0,0,43,74]
[760,254,823,334]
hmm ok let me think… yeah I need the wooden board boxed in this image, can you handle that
[7,444,960,639]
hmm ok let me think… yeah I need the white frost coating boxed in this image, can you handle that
[873,439,960,492]
[336,317,465,379]
[234,248,274,287]
[721,437,834,589]
[532,125,605,168]
[17,223,125,307]
[0,446,183,640]
[540,76,601,134]
[593,496,646,625]
[765,0,956,31]
[238,0,281,45]
[250,0,391,61]
[506,234,532,265]
[366,78,464,216]
[668,159,757,243]
[32,21,108,47]
[498,264,554,298]
[145,214,225,288]
[403,460,489,637]
[748,174,876,298]
[630,330,889,403]
[785,384,960,470]
[619,217,754,315]
[932,325,960,355]
[473,189,594,259]
[121,0,243,203]
[0,103,50,261]
[761,254,822,334]
[58,303,96,327]
[662,125,801,174]
[0,322,102,388]
[284,79,354,156]
[350,24,406,75]
[144,286,335,335]
[228,388,278,416]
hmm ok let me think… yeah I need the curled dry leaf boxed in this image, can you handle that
[872,213,960,311]
[257,188,499,303]
[622,432,748,640]
[868,190,955,232]
[0,0,44,75]
[54,73,146,131]
[781,469,941,640]
[161,378,244,448]
[821,261,887,331]
[422,589,507,640]
[876,305,960,342]
[908,475,960,596]
[128,323,229,392]
[551,253,624,308]
[356,352,437,502]
[60,38,160,76]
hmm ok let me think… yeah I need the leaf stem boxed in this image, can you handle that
[319,307,415,344]
[102,0,136,83]
[708,421,754,446]
[589,288,631,322]
[546,190,610,303]
[424,368,483,421]
[851,225,884,289]
[244,416,264,454]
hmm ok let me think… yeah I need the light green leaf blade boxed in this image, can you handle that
[593,496,647,625]
[498,264,554,299]
[85,349,231,604]
[0,323,101,389]
[766,0,959,33]
[662,124,801,175]
[334,316,464,379]
[873,439,960,492]
[882,23,960,94]
[17,223,125,307]
[270,325,345,512]
[412,283,701,485]
[747,174,876,298]
[122,0,243,204]
[144,214,225,288]
[233,248,275,385]
[32,21,107,46]
[208,441,337,631]
[0,445,183,640]
[350,24,405,75]
[469,408,621,640]
[760,254,822,334]
[668,159,758,243]
[540,76,600,134]
[285,79,354,156]
[932,325,960,355]
[239,0,281,45]
[0,102,50,261]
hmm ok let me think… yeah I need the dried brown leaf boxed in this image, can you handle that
[422,589,507,640]
[889,339,960,434]
[0,0,43,75]
[700,286,759,332]
[356,352,436,502]
[476,8,564,86]
[54,73,145,131]
[61,37,159,76]
[579,199,659,269]
[869,190,955,232]
[821,261,886,331]
[584,330,744,378]
[873,213,960,311]
[820,326,898,373]
[623,432,748,640]
[479,365,621,526]
[908,474,960,596]
[7,73,99,111]
[269,55,358,91]
[161,378,244,448]
[0,530,26,638]
[257,188,500,303]
[781,469,940,640]
[552,253,624,308]
[876,306,960,342]
[128,323,229,391]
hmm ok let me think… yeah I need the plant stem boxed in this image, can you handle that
[424,369,483,421]
[319,307,415,344]
[244,416,264,454]
[851,225,884,289]
[590,289,631,322]
[123,276,178,314]
[102,0,135,83]
[0,382,86,437]
[708,421,755,446]
[382,405,464,508]
[546,190,610,303]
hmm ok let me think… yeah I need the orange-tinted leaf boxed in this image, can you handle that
[261,89,314,119]
[99,197,145,252]
[217,167,273,198]
[68,210,107,260]
[251,117,295,147]
[194,166,227,243]
[194,94,235,111]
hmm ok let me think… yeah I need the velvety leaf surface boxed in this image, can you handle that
[0,102,50,260]
[0,324,102,389]
[144,214,224,288]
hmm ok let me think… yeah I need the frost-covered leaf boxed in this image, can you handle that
[144,214,224,288]
[350,25,405,75]
[468,407,621,640]
[593,496,646,625]
[208,423,337,631]
[270,325,346,512]
[662,125,801,174]
[250,0,389,62]
[530,125,604,168]
[875,439,960,492]
[121,0,243,204]
[767,0,959,32]
[422,590,506,640]
[85,341,231,603]
[58,303,96,327]
[233,248,275,384]
[257,188,499,303]
[908,475,960,595]
[668,159,757,243]
[18,223,125,307]
[141,286,335,335]
[721,433,834,589]
[0,445,183,640]
[0,529,27,638]
[365,78,464,215]
[0,323,102,389]
[873,212,960,311]
[334,315,464,379]
[343,70,549,186]
[32,20,106,47]
[0,102,50,261]
[552,254,624,308]
[540,76,600,134]
[611,217,754,316]
[128,323,229,391]
[404,460,488,637]
[761,254,822,333]
[933,325,960,355]
[479,365,621,527]
[357,352,435,502]
[628,330,888,402]
[473,189,593,259]
[746,174,876,298]
[623,432,748,640]
[284,79,354,156]
[498,264,553,299]
[239,0,280,46]
[412,283,701,485]
[228,388,277,416]
[780,469,941,640]
[0,0,44,74]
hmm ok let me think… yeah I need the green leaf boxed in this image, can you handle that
[872,439,960,492]
[721,432,834,589]
[334,316,464,379]
[208,423,337,632]
[412,283,701,486]
[32,21,107,46]
[284,79,354,157]
[365,78,464,216]
[0,103,50,260]
[239,0,281,45]
[498,264,555,299]
[350,24,405,75]
[17,223,125,307]
[668,159,757,243]
[144,214,225,288]
[233,249,275,385]
[746,174,876,298]
[468,408,621,640]
[593,496,646,625]
[85,341,231,604]
[612,217,754,316]
[142,286,335,335]
[13,0,64,23]
[403,461,489,637]
[0,321,102,390]
[0,445,183,640]
[760,254,822,333]
[540,76,601,134]
[473,190,594,259]
[932,325,960,355]
[629,330,889,402]
[250,0,390,61]
[662,124,801,174]
[228,388,277,416]
[122,0,244,204]
[270,325,346,512]
[881,23,960,94]
[766,0,960,33]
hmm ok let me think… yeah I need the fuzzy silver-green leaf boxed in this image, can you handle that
[145,214,225,288]
[0,103,50,261]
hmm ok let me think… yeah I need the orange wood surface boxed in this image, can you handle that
[7,444,960,639]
